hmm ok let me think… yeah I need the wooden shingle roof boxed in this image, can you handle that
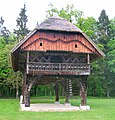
[38,16,82,33]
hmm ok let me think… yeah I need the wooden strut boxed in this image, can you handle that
[24,74,42,107]
[77,76,88,106]
[60,79,70,104]
[65,79,70,103]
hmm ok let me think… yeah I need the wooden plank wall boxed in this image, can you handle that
[21,31,97,54]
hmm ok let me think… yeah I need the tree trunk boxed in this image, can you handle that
[107,87,110,98]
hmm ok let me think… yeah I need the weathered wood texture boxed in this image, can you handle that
[55,82,59,102]
[21,31,99,55]
[77,76,88,106]
[27,62,90,75]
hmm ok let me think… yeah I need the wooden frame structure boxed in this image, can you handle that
[11,17,104,107]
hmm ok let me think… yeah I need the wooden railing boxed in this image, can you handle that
[27,62,90,75]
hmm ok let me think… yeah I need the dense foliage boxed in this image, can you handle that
[0,4,115,98]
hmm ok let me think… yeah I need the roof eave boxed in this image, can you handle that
[82,33,105,57]
[11,29,37,53]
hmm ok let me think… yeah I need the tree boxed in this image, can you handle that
[0,34,18,97]
[96,10,113,97]
[14,4,30,40]
[0,17,10,43]
[109,17,115,39]
[6,71,22,99]
[97,10,110,53]
[76,17,97,40]
[46,4,83,23]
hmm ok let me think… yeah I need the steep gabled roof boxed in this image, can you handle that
[11,16,105,57]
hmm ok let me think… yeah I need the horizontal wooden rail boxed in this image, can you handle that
[27,62,90,75]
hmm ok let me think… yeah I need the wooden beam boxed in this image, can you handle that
[26,51,29,74]
[65,79,70,103]
[55,81,59,102]
[25,85,30,107]
[21,73,26,104]
[87,53,90,64]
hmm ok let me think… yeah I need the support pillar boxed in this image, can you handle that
[55,82,59,103]
[79,76,88,106]
[65,79,71,105]
[77,76,90,110]
[21,73,26,104]
[25,85,30,107]
[23,75,30,107]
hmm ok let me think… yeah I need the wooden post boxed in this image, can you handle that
[26,51,29,74]
[55,82,59,102]
[87,53,90,64]
[65,79,70,104]
[25,85,30,107]
[23,75,30,107]
[21,73,26,104]
[79,76,87,106]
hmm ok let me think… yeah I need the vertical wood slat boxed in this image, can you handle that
[26,51,29,74]
[21,31,97,54]
[87,53,90,64]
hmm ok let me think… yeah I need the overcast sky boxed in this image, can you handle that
[0,0,114,32]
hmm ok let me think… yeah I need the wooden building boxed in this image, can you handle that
[11,17,104,107]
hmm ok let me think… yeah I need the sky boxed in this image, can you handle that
[0,0,114,32]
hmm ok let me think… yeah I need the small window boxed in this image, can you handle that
[40,42,42,46]
[75,44,77,48]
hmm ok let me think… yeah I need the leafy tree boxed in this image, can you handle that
[109,18,115,39]
[76,17,97,39]
[46,4,83,23]
[0,43,13,96]
[107,38,115,96]
[0,37,5,49]
[14,4,30,40]
[6,71,22,99]
[88,60,106,97]
[0,35,18,97]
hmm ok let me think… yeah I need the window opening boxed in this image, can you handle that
[75,44,77,48]
[40,42,42,46]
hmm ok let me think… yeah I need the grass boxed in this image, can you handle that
[0,97,115,120]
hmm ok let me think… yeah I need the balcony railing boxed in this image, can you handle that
[27,62,90,75]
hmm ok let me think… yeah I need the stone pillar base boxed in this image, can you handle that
[20,95,23,104]
[79,105,90,110]
[64,103,71,106]
[55,101,60,104]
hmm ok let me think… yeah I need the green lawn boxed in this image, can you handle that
[0,97,115,120]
